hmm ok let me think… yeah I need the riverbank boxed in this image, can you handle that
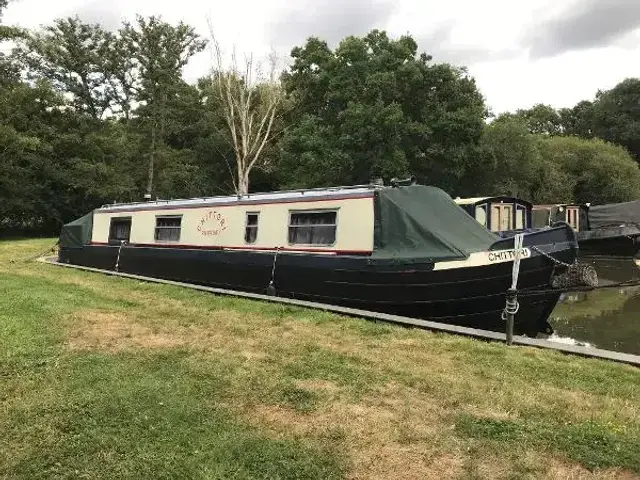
[1,239,639,479]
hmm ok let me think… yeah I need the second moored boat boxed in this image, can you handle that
[533,201,640,258]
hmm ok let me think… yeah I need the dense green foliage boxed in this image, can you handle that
[2,7,640,235]
[279,31,487,191]
[561,79,640,161]
[472,116,640,204]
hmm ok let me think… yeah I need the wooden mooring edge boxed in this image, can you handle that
[38,257,640,367]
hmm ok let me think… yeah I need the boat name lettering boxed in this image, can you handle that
[488,248,531,262]
[197,210,228,236]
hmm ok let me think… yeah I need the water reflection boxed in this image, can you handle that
[550,257,640,355]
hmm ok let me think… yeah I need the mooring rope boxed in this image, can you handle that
[266,247,280,295]
[8,239,59,264]
[114,240,125,272]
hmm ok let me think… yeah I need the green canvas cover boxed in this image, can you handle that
[59,211,94,248]
[373,185,498,261]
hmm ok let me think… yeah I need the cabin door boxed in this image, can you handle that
[566,207,580,231]
[516,206,526,230]
[491,204,513,232]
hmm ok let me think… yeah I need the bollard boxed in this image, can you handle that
[505,288,517,345]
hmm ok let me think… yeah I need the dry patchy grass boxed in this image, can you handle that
[66,310,186,351]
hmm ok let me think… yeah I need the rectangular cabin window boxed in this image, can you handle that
[108,217,131,245]
[516,206,526,229]
[288,210,337,246]
[475,205,487,227]
[566,207,580,231]
[155,215,182,242]
[245,212,259,244]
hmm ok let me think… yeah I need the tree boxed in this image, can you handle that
[537,136,640,204]
[0,13,224,236]
[559,101,595,138]
[512,104,563,135]
[278,115,355,188]
[473,115,640,204]
[474,116,543,199]
[558,79,640,162]
[102,32,139,120]
[120,15,206,198]
[20,18,114,119]
[207,34,284,196]
[0,78,106,234]
[467,115,576,203]
[279,30,487,190]
[0,0,23,83]
[588,79,640,161]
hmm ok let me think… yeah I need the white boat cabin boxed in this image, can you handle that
[92,186,376,255]
[60,184,544,271]
[455,196,533,232]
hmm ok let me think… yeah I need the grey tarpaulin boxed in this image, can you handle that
[588,200,640,229]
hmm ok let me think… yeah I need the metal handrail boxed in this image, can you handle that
[99,183,384,209]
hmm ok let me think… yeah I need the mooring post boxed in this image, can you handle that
[505,287,516,345]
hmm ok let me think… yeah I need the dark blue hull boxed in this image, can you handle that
[500,226,640,258]
[59,226,578,336]
[577,227,640,258]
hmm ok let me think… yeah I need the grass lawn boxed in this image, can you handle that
[1,238,639,479]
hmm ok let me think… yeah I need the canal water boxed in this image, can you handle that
[550,257,640,355]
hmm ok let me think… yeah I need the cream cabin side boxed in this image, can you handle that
[91,195,375,254]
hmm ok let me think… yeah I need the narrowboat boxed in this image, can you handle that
[533,202,640,258]
[455,196,532,235]
[58,184,579,336]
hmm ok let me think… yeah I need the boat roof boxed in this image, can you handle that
[533,203,583,209]
[98,184,379,213]
[454,196,532,206]
[454,197,489,205]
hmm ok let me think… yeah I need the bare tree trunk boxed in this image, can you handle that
[208,28,284,197]
[146,121,156,198]
[237,168,250,196]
